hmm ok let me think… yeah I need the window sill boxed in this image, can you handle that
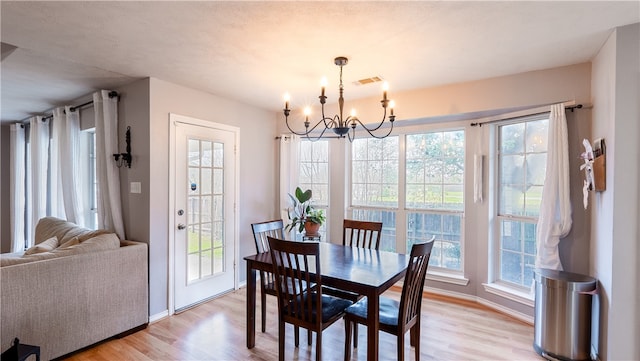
[482,282,534,307]
[426,270,469,286]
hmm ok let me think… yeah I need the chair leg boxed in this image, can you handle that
[261,290,267,332]
[353,323,358,348]
[344,318,352,361]
[316,329,322,361]
[294,326,300,347]
[308,329,312,346]
[397,331,404,361]
[410,325,416,347]
[279,321,285,361]
[413,324,421,360]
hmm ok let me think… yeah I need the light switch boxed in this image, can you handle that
[130,182,142,194]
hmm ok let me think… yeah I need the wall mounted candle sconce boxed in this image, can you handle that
[113,126,132,168]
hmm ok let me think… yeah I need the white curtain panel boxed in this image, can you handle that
[535,103,572,270]
[53,106,85,226]
[279,134,300,222]
[94,90,125,239]
[9,124,26,252]
[51,108,66,219]
[29,116,50,246]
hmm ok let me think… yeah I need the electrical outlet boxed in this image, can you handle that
[130,182,142,194]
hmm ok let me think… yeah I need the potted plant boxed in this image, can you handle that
[285,187,326,236]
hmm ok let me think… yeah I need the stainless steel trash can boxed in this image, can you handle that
[533,269,597,361]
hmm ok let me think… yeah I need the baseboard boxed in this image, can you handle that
[476,297,533,325]
[149,310,169,323]
[423,286,534,325]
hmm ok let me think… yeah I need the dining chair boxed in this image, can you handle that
[343,239,435,361]
[328,219,383,303]
[324,219,385,341]
[251,219,286,333]
[267,236,354,361]
[342,219,383,249]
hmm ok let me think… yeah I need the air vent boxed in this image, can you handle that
[1,42,18,62]
[353,76,383,86]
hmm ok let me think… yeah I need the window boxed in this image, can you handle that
[495,115,548,289]
[350,137,398,251]
[297,139,329,240]
[86,130,98,229]
[406,130,464,271]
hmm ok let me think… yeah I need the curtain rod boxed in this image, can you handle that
[38,91,119,122]
[470,104,584,127]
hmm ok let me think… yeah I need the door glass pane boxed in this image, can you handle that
[187,138,226,283]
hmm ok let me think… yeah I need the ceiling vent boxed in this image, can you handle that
[353,76,383,86]
[1,42,18,62]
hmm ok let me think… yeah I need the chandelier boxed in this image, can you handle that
[283,56,396,142]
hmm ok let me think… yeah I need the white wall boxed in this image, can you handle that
[591,23,639,361]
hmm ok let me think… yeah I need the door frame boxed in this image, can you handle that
[168,113,240,315]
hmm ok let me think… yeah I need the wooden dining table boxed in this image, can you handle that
[244,242,410,361]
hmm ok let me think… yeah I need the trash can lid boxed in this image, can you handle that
[534,268,597,292]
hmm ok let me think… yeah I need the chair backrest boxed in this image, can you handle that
[251,219,285,253]
[267,236,322,328]
[343,219,383,250]
[398,240,434,329]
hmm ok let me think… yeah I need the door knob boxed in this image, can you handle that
[177,223,186,230]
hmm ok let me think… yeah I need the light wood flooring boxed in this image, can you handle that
[63,287,543,360]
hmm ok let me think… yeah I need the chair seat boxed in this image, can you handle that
[287,293,353,323]
[344,296,399,327]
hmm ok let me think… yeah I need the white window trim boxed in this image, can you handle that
[486,112,550,304]
[427,269,469,286]
[482,281,534,307]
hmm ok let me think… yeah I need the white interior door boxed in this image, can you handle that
[173,118,236,311]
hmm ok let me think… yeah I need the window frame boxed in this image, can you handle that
[485,112,549,304]
[295,139,330,241]
[346,127,468,284]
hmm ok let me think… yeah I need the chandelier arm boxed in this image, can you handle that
[347,108,393,134]
[285,115,313,136]
[349,117,396,139]
[305,124,332,142]
[347,126,355,142]
[285,113,336,136]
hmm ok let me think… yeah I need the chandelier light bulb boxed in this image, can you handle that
[283,93,290,110]
[350,108,357,118]
[389,100,396,116]
[382,82,389,101]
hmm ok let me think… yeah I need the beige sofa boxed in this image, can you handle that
[1,217,149,360]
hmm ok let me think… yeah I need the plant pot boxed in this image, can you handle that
[304,221,321,236]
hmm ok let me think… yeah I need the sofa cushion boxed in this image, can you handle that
[58,238,80,249]
[24,236,58,255]
[34,217,110,245]
[51,233,121,256]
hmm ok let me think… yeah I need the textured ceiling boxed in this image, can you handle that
[1,1,639,123]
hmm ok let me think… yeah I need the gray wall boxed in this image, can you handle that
[143,78,277,317]
[279,62,593,319]
[591,22,639,361]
